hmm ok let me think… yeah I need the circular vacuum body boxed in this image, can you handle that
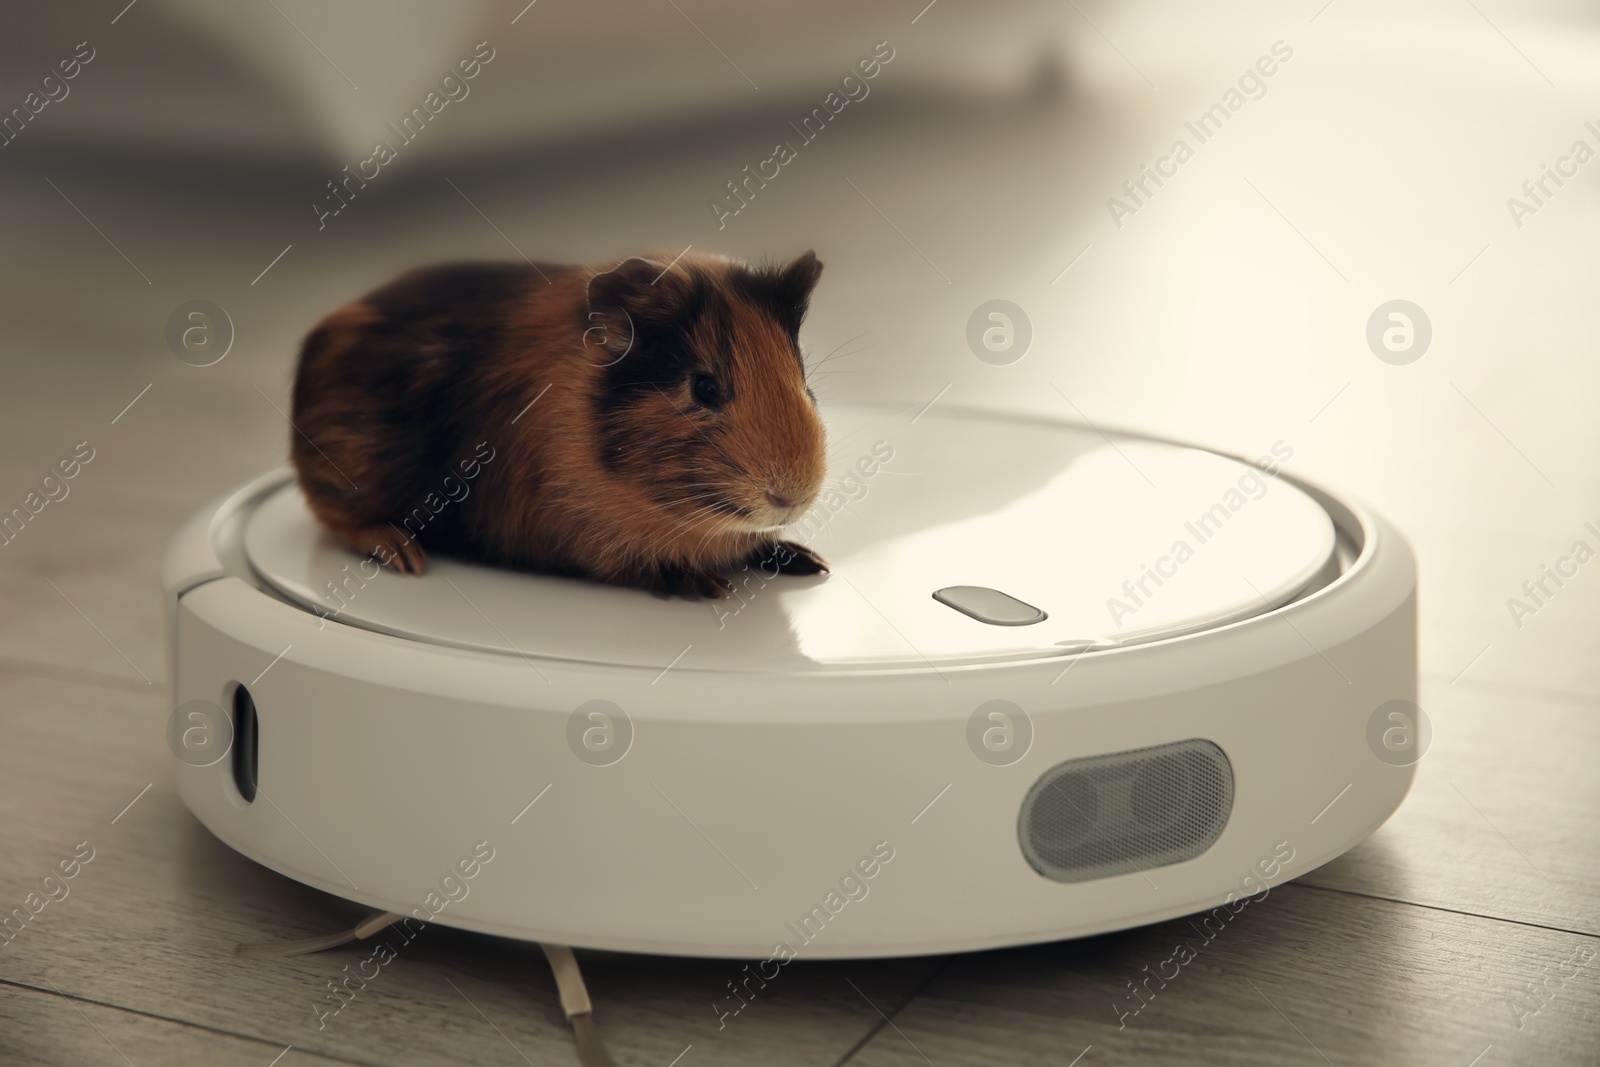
[163,402,1416,959]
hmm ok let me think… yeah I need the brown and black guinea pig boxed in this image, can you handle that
[289,251,830,600]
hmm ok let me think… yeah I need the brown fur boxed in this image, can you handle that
[289,251,830,599]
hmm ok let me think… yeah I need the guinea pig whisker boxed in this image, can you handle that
[825,414,885,448]
[652,495,739,543]
[807,330,872,371]
[648,493,734,540]
[650,484,741,516]
[626,504,735,569]
[659,504,740,550]
[649,495,726,534]
[808,345,871,378]
[687,512,744,561]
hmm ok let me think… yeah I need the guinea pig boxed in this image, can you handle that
[288,251,831,600]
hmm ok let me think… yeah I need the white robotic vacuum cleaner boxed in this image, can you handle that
[162,400,1417,960]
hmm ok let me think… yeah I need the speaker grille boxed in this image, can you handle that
[1018,739,1233,883]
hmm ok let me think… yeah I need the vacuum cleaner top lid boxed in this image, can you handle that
[242,404,1336,674]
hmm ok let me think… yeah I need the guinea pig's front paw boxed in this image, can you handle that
[746,540,830,577]
[646,563,737,601]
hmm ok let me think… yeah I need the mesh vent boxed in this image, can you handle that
[1018,739,1233,883]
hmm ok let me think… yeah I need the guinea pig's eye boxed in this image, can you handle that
[692,373,723,408]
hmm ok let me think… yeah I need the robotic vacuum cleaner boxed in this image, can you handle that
[163,401,1416,959]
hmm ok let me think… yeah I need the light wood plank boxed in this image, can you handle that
[0,982,356,1067]
[842,885,1600,1067]
[1297,678,1600,936]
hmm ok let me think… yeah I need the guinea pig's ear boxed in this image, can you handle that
[583,256,696,358]
[772,251,824,337]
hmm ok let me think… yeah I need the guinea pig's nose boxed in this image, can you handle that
[765,490,798,510]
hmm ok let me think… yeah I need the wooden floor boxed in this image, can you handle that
[2,4,1598,1064]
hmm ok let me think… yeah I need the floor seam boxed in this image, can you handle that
[0,976,383,1067]
[1288,880,1599,939]
[829,957,949,1067]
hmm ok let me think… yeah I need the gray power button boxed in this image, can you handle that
[932,586,1047,626]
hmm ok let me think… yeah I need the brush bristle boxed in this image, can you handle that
[570,1013,616,1067]
[232,930,359,958]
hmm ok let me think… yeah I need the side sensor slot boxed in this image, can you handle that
[232,684,259,803]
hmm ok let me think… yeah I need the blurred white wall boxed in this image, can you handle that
[0,0,1072,164]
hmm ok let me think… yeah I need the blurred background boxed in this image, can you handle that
[2,1,1598,1064]
[1,0,1597,692]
